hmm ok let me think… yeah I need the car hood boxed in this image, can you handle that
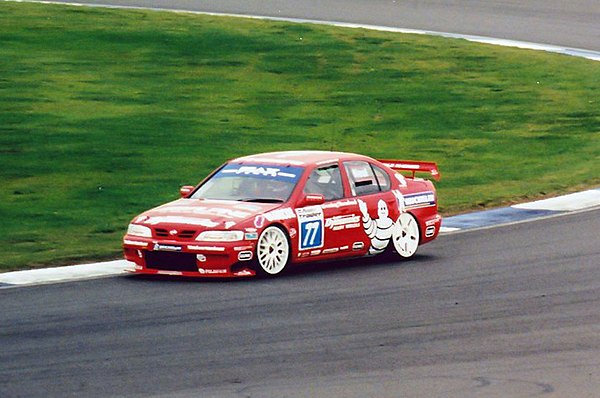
[132,198,284,230]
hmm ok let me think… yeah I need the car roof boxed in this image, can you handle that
[231,150,372,167]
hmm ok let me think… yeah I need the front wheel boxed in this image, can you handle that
[392,213,420,258]
[256,225,291,276]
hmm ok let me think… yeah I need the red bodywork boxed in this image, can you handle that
[123,151,442,277]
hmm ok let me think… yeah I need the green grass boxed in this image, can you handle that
[1,2,599,271]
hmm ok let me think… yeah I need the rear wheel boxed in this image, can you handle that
[256,225,290,276]
[392,213,420,258]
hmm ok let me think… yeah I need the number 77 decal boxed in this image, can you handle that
[296,207,324,250]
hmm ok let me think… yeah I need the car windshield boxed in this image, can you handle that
[190,163,304,203]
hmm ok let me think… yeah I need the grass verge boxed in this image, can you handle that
[1,2,599,270]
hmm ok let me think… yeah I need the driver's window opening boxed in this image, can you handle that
[303,164,344,201]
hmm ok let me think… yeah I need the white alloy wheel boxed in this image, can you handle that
[392,213,420,258]
[257,226,290,275]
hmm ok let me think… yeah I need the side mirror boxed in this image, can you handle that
[298,193,325,207]
[179,185,194,198]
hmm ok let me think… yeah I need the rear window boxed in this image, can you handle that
[344,161,390,196]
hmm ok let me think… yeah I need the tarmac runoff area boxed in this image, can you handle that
[1,188,598,288]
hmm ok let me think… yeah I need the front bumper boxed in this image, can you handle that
[123,237,256,278]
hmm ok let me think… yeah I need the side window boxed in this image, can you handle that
[303,164,344,201]
[372,164,391,192]
[344,161,380,196]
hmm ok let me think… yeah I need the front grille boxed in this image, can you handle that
[154,228,197,240]
[178,230,196,239]
[145,251,198,272]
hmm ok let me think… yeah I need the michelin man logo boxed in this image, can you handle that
[358,199,395,255]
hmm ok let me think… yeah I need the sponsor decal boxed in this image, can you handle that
[264,207,296,222]
[156,205,250,219]
[289,227,297,239]
[245,232,259,240]
[351,166,371,179]
[235,156,305,166]
[426,218,439,226]
[321,199,357,209]
[144,216,218,228]
[384,162,420,170]
[403,192,436,209]
[234,204,261,212]
[198,268,227,275]
[188,245,225,252]
[254,215,265,229]
[234,245,253,252]
[322,248,339,254]
[296,206,324,250]
[224,221,236,229]
[222,166,283,177]
[153,243,182,252]
[218,164,303,182]
[310,249,322,256]
[358,199,395,255]
[234,269,254,277]
[325,214,361,231]
[340,245,350,251]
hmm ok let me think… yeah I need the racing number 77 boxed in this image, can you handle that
[300,220,323,250]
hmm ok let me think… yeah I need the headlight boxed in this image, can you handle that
[196,230,244,242]
[127,224,152,238]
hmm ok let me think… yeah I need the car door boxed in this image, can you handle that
[343,160,400,255]
[298,163,362,259]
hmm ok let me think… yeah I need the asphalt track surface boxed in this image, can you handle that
[45,0,600,52]
[2,1,600,397]
[2,209,599,397]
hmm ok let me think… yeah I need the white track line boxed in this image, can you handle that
[513,189,600,211]
[0,260,130,287]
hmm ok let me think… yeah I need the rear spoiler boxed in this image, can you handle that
[378,159,441,181]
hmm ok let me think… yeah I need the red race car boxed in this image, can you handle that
[123,151,441,277]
